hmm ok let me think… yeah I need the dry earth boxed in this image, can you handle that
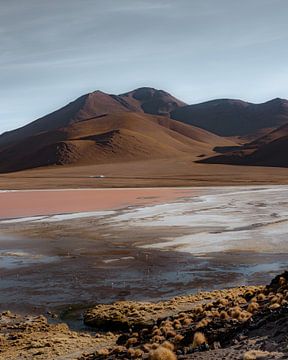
[1,159,288,190]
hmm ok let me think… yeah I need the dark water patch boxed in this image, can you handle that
[0,230,287,330]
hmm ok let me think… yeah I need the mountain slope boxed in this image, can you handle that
[0,112,236,173]
[171,98,288,138]
[199,123,288,167]
[0,87,186,148]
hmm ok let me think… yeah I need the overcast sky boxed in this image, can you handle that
[1,0,288,134]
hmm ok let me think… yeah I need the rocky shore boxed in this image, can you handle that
[1,272,288,359]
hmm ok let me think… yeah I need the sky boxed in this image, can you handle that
[1,0,288,134]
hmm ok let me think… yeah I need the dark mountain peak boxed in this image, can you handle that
[192,98,251,109]
[219,98,251,106]
[267,97,287,103]
[262,97,288,108]
[121,87,186,116]
[126,87,157,99]
[123,87,172,101]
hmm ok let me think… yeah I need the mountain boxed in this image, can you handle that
[199,123,288,167]
[2,90,288,148]
[2,86,288,173]
[171,98,288,138]
[120,87,186,115]
[0,87,186,148]
[0,110,236,173]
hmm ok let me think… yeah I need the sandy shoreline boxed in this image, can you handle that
[1,158,288,191]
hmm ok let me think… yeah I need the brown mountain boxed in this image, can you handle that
[0,87,186,148]
[171,98,288,138]
[0,110,236,173]
[3,86,288,173]
[200,123,288,167]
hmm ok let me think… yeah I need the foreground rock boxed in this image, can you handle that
[81,272,288,359]
[1,272,288,359]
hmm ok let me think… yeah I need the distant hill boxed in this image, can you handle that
[171,98,288,138]
[199,123,288,168]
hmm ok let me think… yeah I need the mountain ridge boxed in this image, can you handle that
[2,88,288,144]
[171,97,288,138]
[1,86,288,172]
[0,87,186,148]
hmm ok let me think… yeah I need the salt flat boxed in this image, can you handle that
[2,186,288,254]
[110,185,288,254]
